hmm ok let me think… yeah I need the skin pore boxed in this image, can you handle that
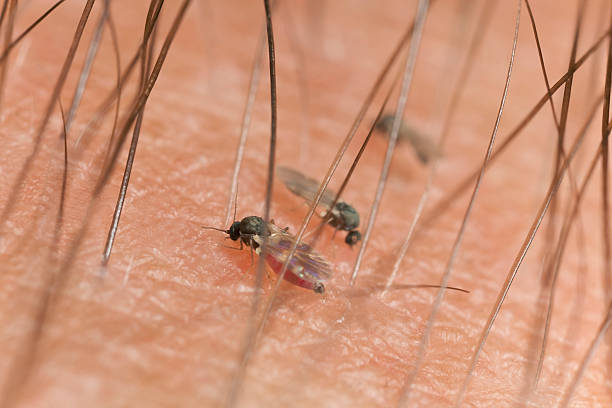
[0,0,610,407]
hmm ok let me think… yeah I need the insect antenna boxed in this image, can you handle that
[202,186,240,236]
[201,225,229,233]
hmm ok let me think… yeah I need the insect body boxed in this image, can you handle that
[277,166,362,247]
[222,216,332,294]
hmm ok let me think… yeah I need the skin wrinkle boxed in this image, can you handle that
[0,0,609,407]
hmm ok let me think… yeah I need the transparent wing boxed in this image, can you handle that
[277,166,337,211]
[254,223,333,282]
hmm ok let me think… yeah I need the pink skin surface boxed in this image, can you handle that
[0,0,610,407]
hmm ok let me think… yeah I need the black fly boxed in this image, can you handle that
[204,216,332,294]
[374,114,440,164]
[277,166,361,247]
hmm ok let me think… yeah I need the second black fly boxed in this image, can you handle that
[277,166,361,247]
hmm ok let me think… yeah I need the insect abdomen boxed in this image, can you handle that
[264,253,323,293]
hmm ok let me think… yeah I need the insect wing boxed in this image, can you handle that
[277,166,337,211]
[254,225,333,289]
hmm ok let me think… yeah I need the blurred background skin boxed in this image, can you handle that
[0,0,610,406]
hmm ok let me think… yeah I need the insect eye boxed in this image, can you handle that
[228,222,241,240]
[345,230,361,246]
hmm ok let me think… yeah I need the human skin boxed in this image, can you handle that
[0,0,610,407]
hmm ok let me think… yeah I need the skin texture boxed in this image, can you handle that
[0,0,610,407]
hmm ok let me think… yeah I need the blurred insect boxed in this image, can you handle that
[277,166,361,247]
[204,216,332,294]
[374,114,440,164]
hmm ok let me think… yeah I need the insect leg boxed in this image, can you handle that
[221,244,243,251]
[331,227,338,241]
